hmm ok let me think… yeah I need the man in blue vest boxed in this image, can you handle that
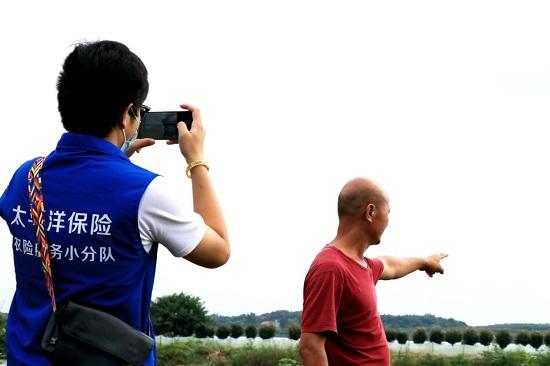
[0,40,230,365]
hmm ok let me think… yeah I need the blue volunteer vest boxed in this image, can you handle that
[0,133,159,366]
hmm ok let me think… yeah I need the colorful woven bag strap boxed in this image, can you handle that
[28,156,57,312]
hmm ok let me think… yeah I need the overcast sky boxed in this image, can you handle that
[1,1,549,326]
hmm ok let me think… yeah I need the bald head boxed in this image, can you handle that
[337,177,388,219]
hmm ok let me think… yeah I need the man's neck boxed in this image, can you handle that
[330,224,373,267]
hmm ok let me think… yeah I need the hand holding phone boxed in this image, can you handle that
[138,110,193,140]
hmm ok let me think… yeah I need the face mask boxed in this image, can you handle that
[120,127,138,153]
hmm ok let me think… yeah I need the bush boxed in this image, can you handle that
[385,328,397,342]
[245,325,257,339]
[530,332,543,349]
[545,332,550,347]
[195,324,214,338]
[412,328,427,344]
[396,331,408,344]
[429,327,444,344]
[288,323,301,340]
[495,330,512,349]
[206,325,215,338]
[216,325,230,339]
[515,331,530,346]
[259,324,276,340]
[0,313,6,357]
[444,329,462,345]
[230,324,244,338]
[462,328,479,345]
[479,330,494,346]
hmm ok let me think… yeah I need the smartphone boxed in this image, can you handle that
[138,111,193,140]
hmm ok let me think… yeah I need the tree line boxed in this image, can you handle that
[386,327,550,349]
[148,293,550,348]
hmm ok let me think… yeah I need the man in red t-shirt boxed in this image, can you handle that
[300,177,447,366]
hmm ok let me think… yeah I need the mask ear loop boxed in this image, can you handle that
[121,127,127,146]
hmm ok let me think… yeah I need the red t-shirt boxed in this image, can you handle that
[302,245,389,366]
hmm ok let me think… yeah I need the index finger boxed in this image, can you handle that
[180,103,199,114]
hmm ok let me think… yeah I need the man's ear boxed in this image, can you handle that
[365,203,376,223]
[119,103,134,129]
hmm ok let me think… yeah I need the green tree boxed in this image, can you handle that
[194,323,214,338]
[205,325,215,338]
[444,329,462,345]
[495,330,512,349]
[195,324,209,338]
[259,324,276,339]
[479,330,494,346]
[216,325,230,339]
[245,325,257,339]
[396,331,408,344]
[412,327,427,344]
[230,324,244,338]
[429,327,444,344]
[385,328,397,342]
[462,328,479,345]
[515,331,530,346]
[288,323,301,340]
[530,332,543,349]
[544,332,550,347]
[150,293,210,336]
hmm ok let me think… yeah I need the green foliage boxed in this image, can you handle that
[278,358,301,366]
[545,332,550,347]
[481,323,550,332]
[396,331,408,344]
[392,349,550,366]
[479,330,493,346]
[206,325,215,338]
[382,313,467,329]
[230,324,244,338]
[150,293,210,337]
[212,310,301,336]
[462,328,479,346]
[259,324,276,340]
[386,328,397,342]
[531,332,544,349]
[156,340,550,366]
[229,344,300,366]
[157,340,227,365]
[0,313,6,357]
[245,325,257,339]
[392,352,472,366]
[445,329,462,345]
[476,348,548,366]
[412,327,427,344]
[216,325,230,339]
[495,329,512,349]
[288,323,301,340]
[195,323,215,338]
[515,331,531,346]
[429,327,444,344]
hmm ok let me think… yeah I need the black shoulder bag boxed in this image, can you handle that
[29,157,154,365]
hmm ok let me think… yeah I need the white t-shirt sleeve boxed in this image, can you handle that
[138,176,205,256]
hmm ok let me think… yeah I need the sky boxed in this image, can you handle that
[1,1,550,327]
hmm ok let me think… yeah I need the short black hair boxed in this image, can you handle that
[57,40,149,137]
